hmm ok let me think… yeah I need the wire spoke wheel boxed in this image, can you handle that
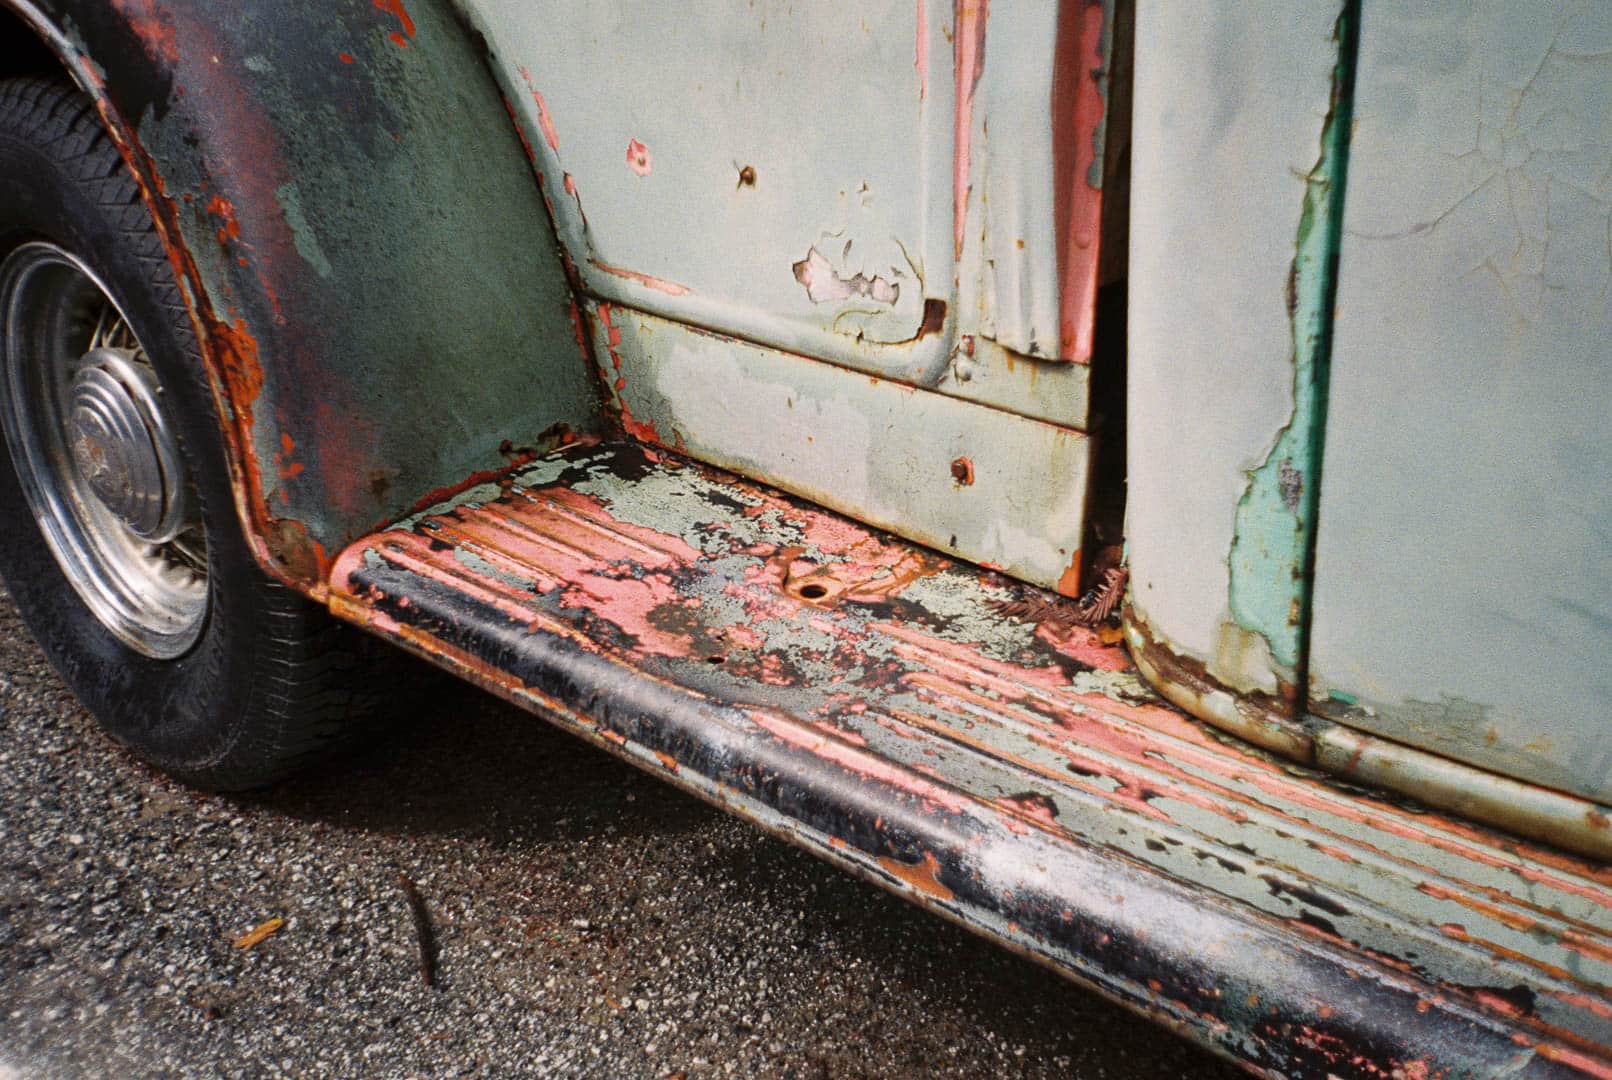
[0,241,208,658]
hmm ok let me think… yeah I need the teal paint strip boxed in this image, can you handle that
[1226,0,1360,676]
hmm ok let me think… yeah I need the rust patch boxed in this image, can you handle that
[518,66,561,151]
[206,194,241,245]
[626,139,652,176]
[265,517,327,581]
[877,851,955,901]
[952,0,989,259]
[736,164,756,188]
[111,0,179,64]
[372,0,416,40]
[914,0,928,100]
[274,432,304,484]
[914,297,947,339]
[1050,0,1107,363]
[1055,549,1082,598]
[596,304,663,444]
[950,457,975,486]
[792,247,899,306]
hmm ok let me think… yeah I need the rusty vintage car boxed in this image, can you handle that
[1,2,1608,1075]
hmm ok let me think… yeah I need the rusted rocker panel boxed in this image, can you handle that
[330,442,1612,1078]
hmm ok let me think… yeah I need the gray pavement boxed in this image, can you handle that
[0,585,1238,1078]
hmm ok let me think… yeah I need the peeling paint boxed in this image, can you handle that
[518,66,561,151]
[273,182,332,280]
[791,246,899,306]
[1050,0,1109,363]
[625,138,651,176]
[329,440,1612,1074]
[953,0,989,260]
[1226,1,1359,675]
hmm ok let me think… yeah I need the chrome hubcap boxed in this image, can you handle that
[0,242,208,658]
[68,348,192,543]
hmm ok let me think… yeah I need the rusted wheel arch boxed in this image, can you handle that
[0,0,602,595]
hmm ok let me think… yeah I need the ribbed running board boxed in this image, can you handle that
[331,441,1612,1077]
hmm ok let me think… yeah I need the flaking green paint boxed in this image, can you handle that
[1226,0,1359,675]
[274,182,332,280]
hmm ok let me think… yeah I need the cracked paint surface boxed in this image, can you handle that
[332,440,1612,1074]
[1307,1,1612,805]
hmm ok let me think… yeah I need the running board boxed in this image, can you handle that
[330,441,1612,1078]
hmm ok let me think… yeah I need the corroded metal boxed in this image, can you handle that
[1124,0,1349,703]
[579,301,1092,597]
[332,441,1612,1077]
[462,0,1107,406]
[1128,606,1612,863]
[8,0,601,589]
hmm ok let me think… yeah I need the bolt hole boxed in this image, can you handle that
[705,654,726,665]
[798,583,828,600]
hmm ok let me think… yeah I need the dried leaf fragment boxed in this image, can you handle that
[233,917,284,950]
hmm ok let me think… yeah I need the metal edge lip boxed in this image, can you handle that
[1122,604,1612,863]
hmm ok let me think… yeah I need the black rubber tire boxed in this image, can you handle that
[0,75,382,790]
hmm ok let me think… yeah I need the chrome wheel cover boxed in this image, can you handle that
[0,242,207,658]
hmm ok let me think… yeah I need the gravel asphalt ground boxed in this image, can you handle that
[0,584,1239,1078]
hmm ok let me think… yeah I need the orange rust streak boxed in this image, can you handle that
[395,454,533,522]
[1560,929,1612,967]
[588,259,691,296]
[952,0,988,260]
[1050,0,1106,363]
[275,432,304,483]
[1417,881,1561,941]
[1535,1045,1612,1080]
[372,0,416,37]
[401,485,704,660]
[502,97,538,164]
[1055,549,1082,598]
[567,300,591,364]
[207,193,241,241]
[83,82,323,583]
[1553,992,1612,1022]
[914,0,928,100]
[877,851,955,902]
[516,67,562,152]
[113,0,180,64]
